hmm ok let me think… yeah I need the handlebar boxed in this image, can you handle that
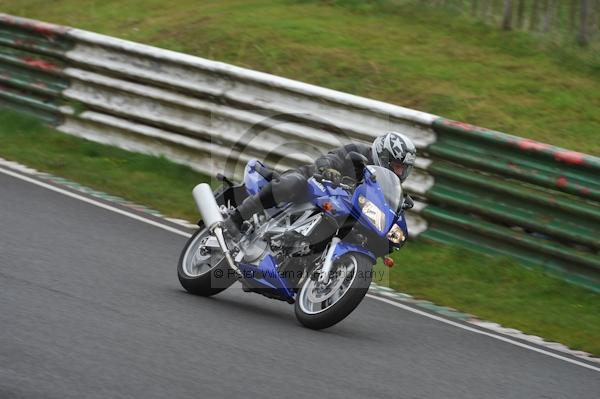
[312,174,354,191]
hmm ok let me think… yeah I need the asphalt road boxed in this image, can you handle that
[1,169,598,399]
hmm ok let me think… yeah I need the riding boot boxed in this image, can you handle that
[222,194,264,242]
[236,194,267,221]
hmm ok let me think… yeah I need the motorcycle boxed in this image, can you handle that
[177,158,409,329]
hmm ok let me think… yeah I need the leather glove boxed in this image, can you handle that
[401,194,414,210]
[321,168,342,186]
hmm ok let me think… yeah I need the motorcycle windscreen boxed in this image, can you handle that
[367,166,403,211]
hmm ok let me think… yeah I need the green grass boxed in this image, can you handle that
[1,0,600,154]
[1,109,599,356]
[0,111,210,220]
[375,241,600,356]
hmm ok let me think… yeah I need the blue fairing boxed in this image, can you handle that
[236,163,408,303]
[332,242,376,263]
[350,168,399,237]
[237,255,295,300]
[244,159,269,196]
[394,212,409,241]
[306,167,407,238]
[307,178,352,216]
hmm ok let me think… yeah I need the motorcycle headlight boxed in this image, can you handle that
[359,195,386,232]
[387,224,406,244]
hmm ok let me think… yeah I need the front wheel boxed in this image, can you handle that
[177,224,236,296]
[295,253,373,330]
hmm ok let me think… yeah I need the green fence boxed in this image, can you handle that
[0,15,72,124]
[423,119,600,291]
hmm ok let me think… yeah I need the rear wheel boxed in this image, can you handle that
[295,253,373,330]
[177,224,236,296]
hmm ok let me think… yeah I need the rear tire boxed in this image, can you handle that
[177,224,236,296]
[295,253,373,330]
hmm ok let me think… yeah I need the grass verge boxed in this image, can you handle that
[0,111,209,221]
[375,241,600,356]
[1,110,598,355]
[2,0,600,155]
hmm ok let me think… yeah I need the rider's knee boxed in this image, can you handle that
[272,170,309,203]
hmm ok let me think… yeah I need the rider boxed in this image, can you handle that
[223,132,416,235]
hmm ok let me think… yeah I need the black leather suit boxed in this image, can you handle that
[234,143,373,222]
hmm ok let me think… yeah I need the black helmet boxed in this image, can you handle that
[371,132,416,182]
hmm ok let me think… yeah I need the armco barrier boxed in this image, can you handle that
[0,14,598,291]
[424,120,600,289]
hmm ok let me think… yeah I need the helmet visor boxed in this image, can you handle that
[391,160,413,182]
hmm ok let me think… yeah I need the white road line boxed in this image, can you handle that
[0,166,192,238]
[1,164,598,373]
[365,294,600,373]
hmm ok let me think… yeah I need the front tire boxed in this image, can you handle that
[177,224,236,296]
[295,253,373,330]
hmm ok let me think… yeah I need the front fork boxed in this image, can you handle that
[318,237,341,285]
[316,239,377,285]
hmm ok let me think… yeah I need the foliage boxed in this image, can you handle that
[1,0,599,154]
[421,0,600,47]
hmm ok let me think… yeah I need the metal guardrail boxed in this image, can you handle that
[424,120,600,290]
[1,14,598,291]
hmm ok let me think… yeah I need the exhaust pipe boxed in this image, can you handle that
[193,183,224,229]
[192,183,240,276]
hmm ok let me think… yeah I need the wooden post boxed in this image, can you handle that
[517,0,526,29]
[530,0,541,30]
[570,0,579,31]
[503,0,514,30]
[543,0,557,32]
[577,0,591,46]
